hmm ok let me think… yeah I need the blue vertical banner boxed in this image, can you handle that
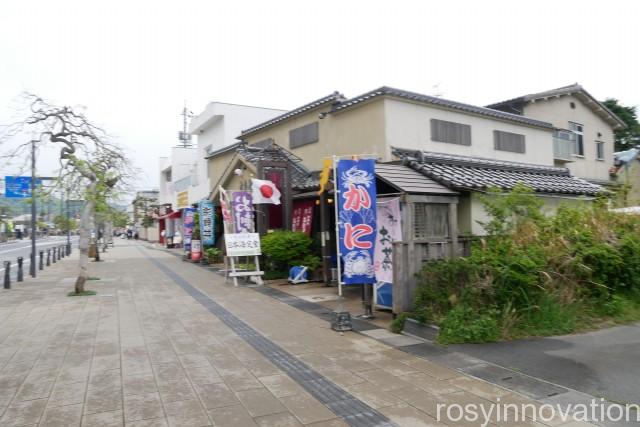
[199,200,215,246]
[182,208,196,251]
[337,158,377,284]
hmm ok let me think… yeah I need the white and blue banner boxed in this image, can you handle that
[374,198,402,309]
[198,200,215,246]
[337,158,377,284]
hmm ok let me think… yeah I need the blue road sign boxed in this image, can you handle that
[4,176,42,199]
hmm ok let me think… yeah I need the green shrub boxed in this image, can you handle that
[438,305,500,344]
[192,212,201,240]
[413,184,640,343]
[516,295,578,337]
[261,231,319,271]
[601,295,625,317]
[264,269,288,280]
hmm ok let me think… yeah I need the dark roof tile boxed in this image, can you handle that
[392,148,604,196]
[240,92,345,137]
[331,86,554,129]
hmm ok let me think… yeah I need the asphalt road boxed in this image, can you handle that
[0,236,78,279]
[450,323,640,405]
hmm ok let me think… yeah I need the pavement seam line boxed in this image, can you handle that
[137,245,396,427]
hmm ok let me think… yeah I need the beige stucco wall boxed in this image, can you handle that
[243,100,386,171]
[384,98,555,165]
[523,95,615,181]
[206,150,256,199]
[207,150,238,194]
[465,192,592,235]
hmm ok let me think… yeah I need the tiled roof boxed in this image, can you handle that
[392,148,604,196]
[331,86,554,129]
[375,163,457,195]
[240,92,345,137]
[205,141,242,159]
[234,142,315,190]
[487,84,626,130]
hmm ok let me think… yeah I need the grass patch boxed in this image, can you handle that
[390,313,407,334]
[67,290,97,297]
[88,277,101,281]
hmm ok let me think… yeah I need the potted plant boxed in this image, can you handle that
[205,247,222,264]
[191,213,202,262]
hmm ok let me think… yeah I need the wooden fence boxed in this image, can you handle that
[391,237,474,314]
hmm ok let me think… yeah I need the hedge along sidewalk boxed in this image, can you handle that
[148,241,603,427]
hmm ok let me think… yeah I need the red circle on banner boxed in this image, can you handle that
[260,184,273,198]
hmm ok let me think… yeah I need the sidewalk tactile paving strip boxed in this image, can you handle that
[141,247,395,427]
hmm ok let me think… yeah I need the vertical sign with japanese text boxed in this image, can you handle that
[291,200,314,236]
[182,208,196,251]
[373,198,402,309]
[199,200,215,246]
[231,191,254,233]
[337,159,377,284]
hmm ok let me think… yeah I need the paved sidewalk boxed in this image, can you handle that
[0,242,596,426]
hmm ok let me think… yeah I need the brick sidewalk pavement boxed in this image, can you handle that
[0,242,595,427]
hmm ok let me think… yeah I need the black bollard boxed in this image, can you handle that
[52,248,57,263]
[4,261,10,289]
[39,251,43,270]
[17,257,23,282]
[46,249,51,266]
[59,246,64,259]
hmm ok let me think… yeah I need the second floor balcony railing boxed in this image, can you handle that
[553,133,575,162]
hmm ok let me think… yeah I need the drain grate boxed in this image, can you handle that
[141,248,395,427]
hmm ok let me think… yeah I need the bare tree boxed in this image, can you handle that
[1,93,134,293]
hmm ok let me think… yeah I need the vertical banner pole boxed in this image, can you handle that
[332,155,342,297]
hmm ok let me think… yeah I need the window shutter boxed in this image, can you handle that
[494,130,526,153]
[430,119,471,146]
[289,123,319,149]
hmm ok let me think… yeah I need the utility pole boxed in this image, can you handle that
[30,137,37,278]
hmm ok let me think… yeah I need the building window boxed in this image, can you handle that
[289,123,319,149]
[494,130,526,153]
[596,141,605,160]
[413,203,449,238]
[569,122,584,156]
[430,119,471,146]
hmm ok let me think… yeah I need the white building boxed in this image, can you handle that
[187,102,285,202]
[158,147,198,209]
[156,102,284,246]
[487,84,626,184]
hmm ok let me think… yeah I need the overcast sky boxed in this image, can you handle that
[1,0,638,191]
